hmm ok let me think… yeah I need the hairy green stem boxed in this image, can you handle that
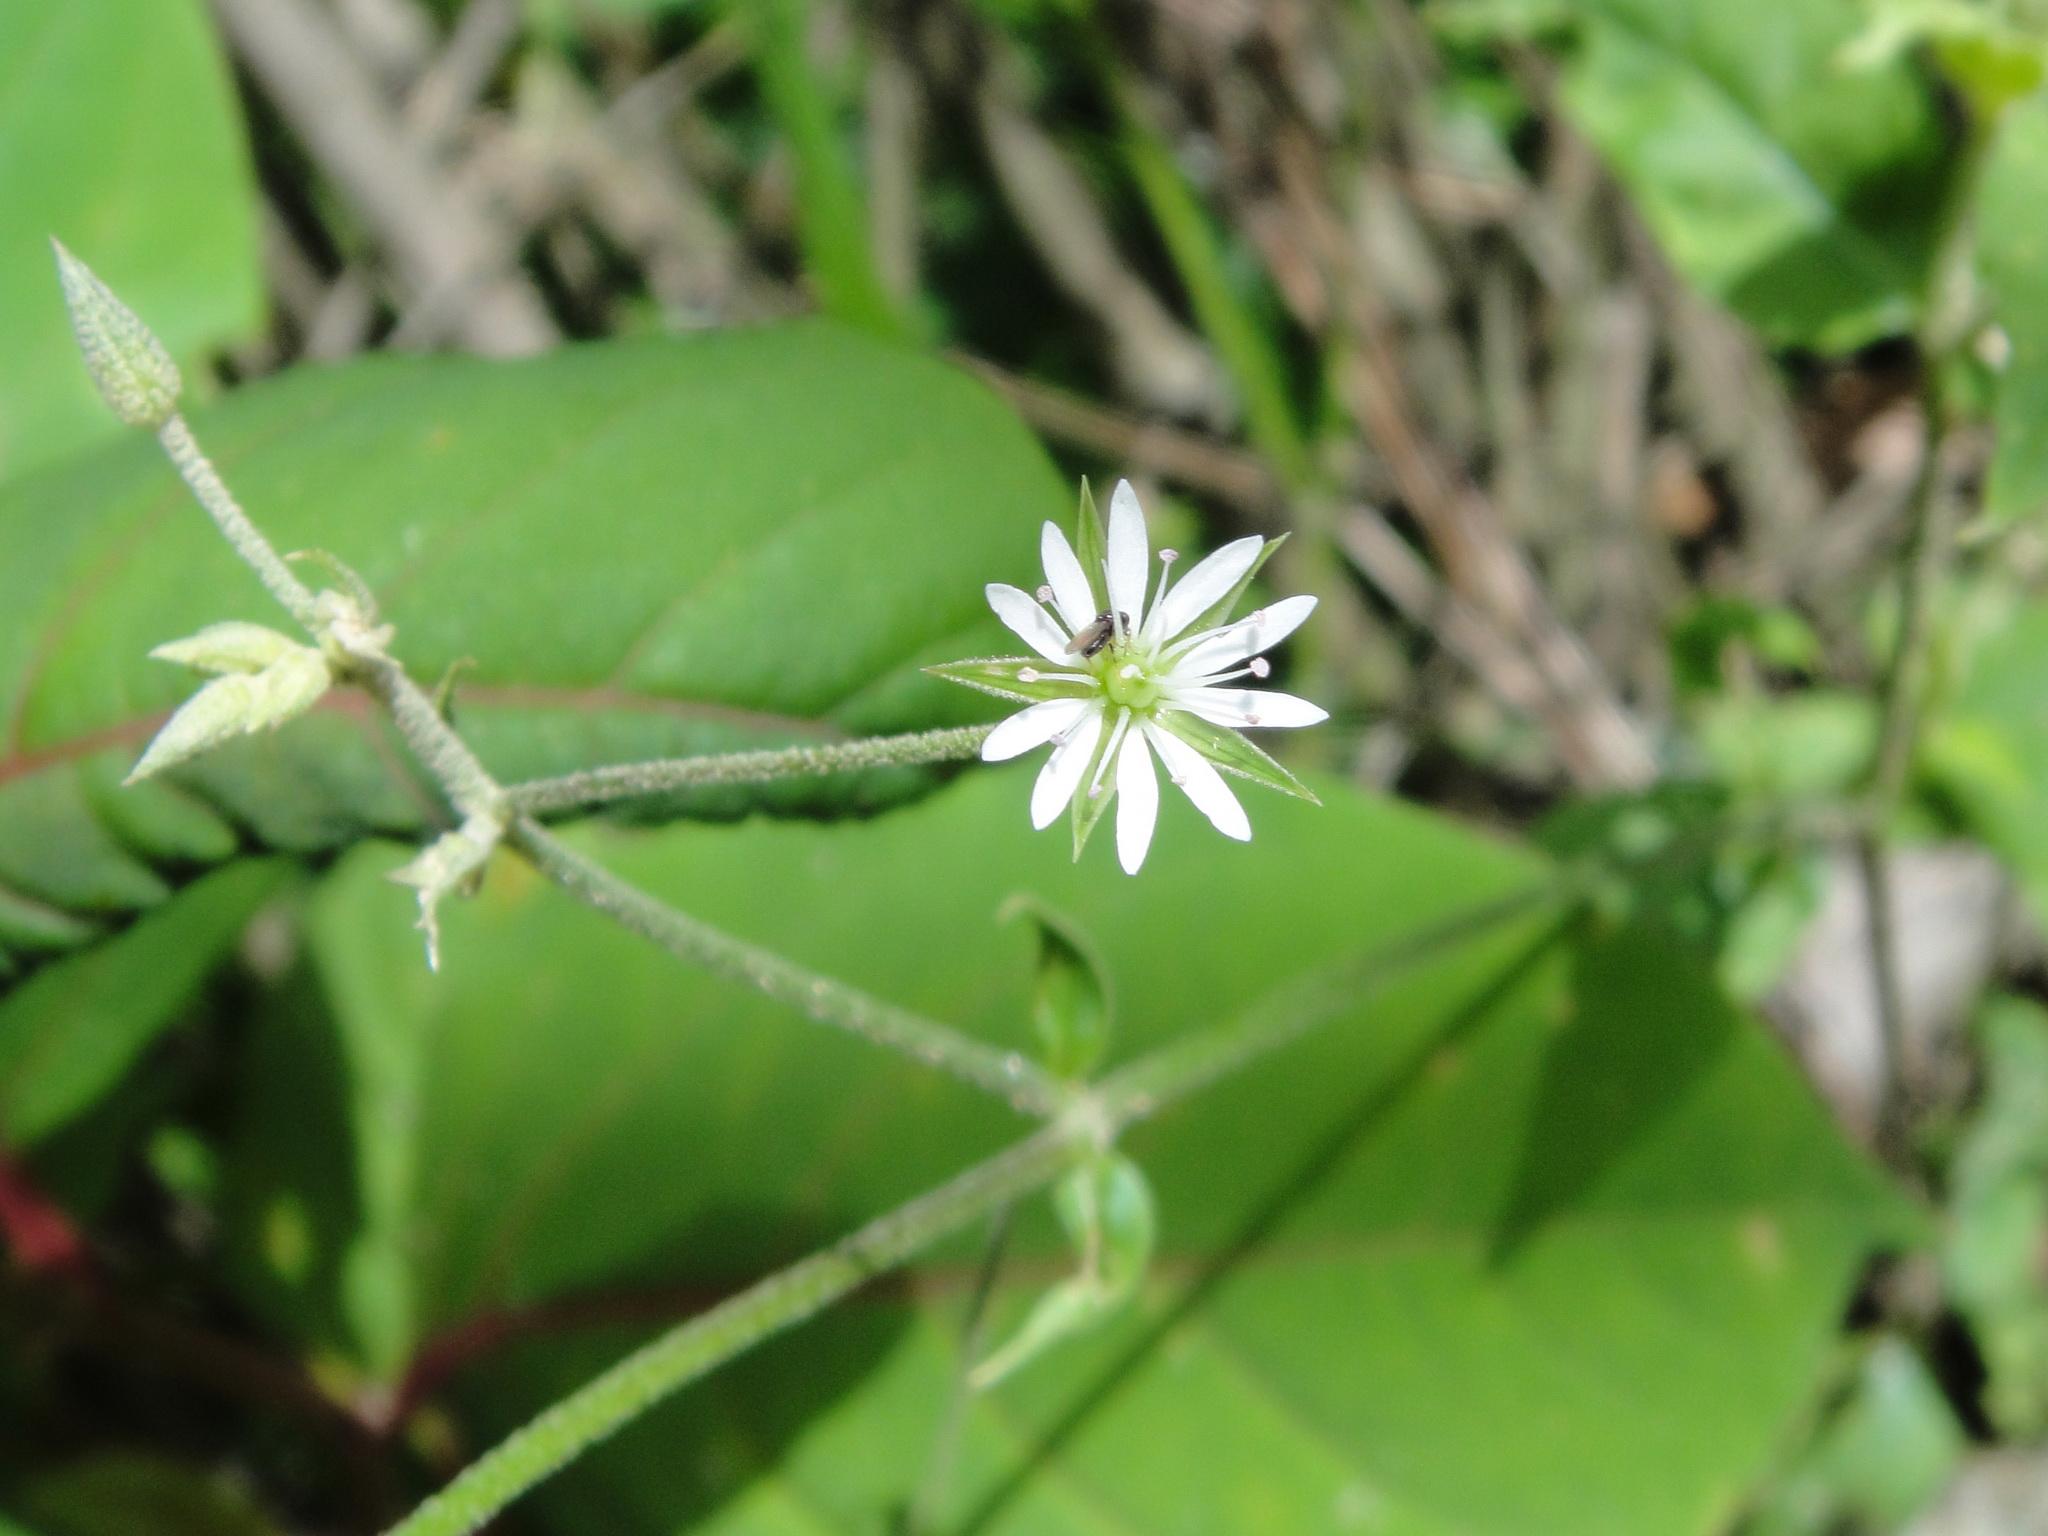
[148,413,1049,1111]
[1098,880,1560,1128]
[507,724,995,815]
[382,1123,1082,1536]
[383,878,1552,1536]
[352,652,505,819]
[157,415,324,631]
[508,815,1065,1114]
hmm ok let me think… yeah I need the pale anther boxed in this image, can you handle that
[1019,666,1040,682]
[1159,549,1179,564]
[1035,584,1056,604]
[1249,658,1271,678]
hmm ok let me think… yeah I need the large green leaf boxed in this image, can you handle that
[0,859,289,1148]
[233,770,1905,1533]
[0,325,1060,954]
[0,0,260,485]
[1543,0,1953,350]
[1982,93,2048,525]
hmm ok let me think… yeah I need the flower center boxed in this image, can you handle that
[1098,651,1162,711]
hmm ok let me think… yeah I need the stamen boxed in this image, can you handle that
[1245,713,1262,727]
[1141,553,1176,648]
[1249,657,1271,678]
[1019,666,1040,682]
[1169,773,1187,787]
[1035,584,1056,604]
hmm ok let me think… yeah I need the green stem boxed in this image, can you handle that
[384,878,1552,1536]
[382,1124,1082,1536]
[1098,880,1561,1129]
[352,651,505,820]
[508,816,1065,1114]
[157,415,323,632]
[1107,71,1313,492]
[507,724,995,815]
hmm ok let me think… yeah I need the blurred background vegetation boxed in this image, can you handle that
[6,0,2048,1531]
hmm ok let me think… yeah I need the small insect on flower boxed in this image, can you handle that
[1063,611,1128,660]
[929,479,1327,875]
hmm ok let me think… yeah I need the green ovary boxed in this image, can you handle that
[1099,654,1162,712]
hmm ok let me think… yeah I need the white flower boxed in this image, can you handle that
[933,480,1327,874]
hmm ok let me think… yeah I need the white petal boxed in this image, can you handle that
[1146,536,1264,647]
[987,583,1071,663]
[1168,594,1319,678]
[1040,522,1097,632]
[1169,687,1329,729]
[1105,480,1149,634]
[1030,708,1103,829]
[1145,723,1250,841]
[1114,724,1159,875]
[982,698,1093,762]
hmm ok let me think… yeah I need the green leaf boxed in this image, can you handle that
[1744,1337,1964,1535]
[236,771,1904,1530]
[1943,996,2048,1438]
[1931,599,2048,925]
[0,0,260,483]
[739,0,906,337]
[0,324,1063,948]
[1981,93,2048,525]
[12,1453,281,1536]
[0,860,290,1148]
[1540,0,1956,350]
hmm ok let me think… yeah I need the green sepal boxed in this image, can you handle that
[126,650,333,785]
[1069,715,1123,861]
[924,657,1099,708]
[998,894,1112,1079]
[1182,532,1288,640]
[1075,478,1109,604]
[1158,711,1320,804]
[149,621,304,676]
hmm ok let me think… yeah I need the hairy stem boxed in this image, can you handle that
[508,815,1065,1114]
[1098,880,1560,1128]
[157,415,323,631]
[508,724,995,815]
[382,1123,1081,1536]
[351,650,505,819]
[384,877,1552,1535]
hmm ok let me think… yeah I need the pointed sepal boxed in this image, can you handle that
[1157,712,1319,804]
[925,657,1099,708]
[126,649,333,785]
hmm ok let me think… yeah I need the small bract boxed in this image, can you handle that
[932,480,1326,874]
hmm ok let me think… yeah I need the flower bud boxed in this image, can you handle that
[52,240,182,429]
